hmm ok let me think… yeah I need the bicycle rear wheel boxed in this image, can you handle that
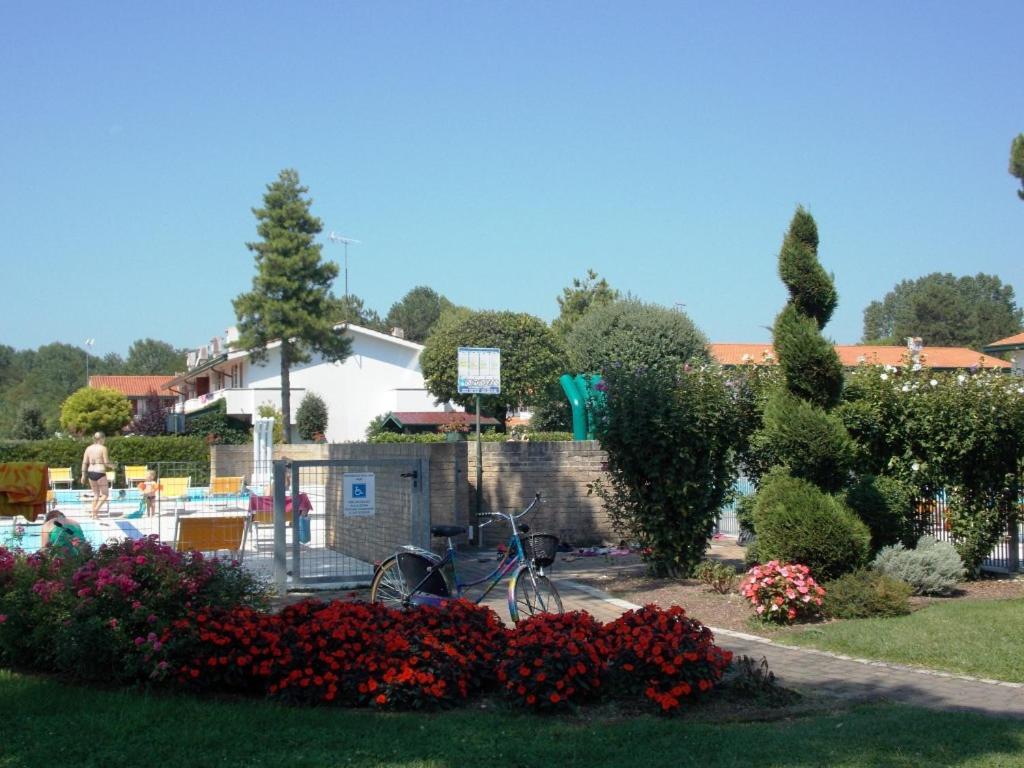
[369,556,409,610]
[508,566,563,623]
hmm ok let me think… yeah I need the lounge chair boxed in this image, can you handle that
[173,510,248,561]
[209,476,245,508]
[158,476,192,516]
[49,467,73,490]
[124,465,149,488]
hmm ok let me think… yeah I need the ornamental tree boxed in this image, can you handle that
[60,387,132,436]
[295,392,329,441]
[232,169,352,443]
[419,309,566,428]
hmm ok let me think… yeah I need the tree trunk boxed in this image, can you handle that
[280,342,292,444]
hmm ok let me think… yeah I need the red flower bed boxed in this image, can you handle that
[497,611,606,711]
[601,604,732,713]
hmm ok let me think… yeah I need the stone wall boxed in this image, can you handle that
[210,440,614,550]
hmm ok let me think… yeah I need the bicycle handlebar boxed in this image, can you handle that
[477,493,542,524]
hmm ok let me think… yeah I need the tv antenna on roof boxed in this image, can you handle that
[328,232,361,301]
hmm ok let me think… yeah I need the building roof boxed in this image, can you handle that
[88,375,177,397]
[709,343,1010,370]
[983,331,1024,352]
[385,411,501,428]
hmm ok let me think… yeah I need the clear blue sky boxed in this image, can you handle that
[2,1,1021,359]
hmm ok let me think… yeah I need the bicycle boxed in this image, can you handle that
[369,493,564,622]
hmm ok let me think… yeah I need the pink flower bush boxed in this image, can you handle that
[740,561,825,623]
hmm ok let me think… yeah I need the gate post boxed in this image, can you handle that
[273,459,288,592]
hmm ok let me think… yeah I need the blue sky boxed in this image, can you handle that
[2,1,1021,359]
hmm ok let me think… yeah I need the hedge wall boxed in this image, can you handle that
[0,436,210,489]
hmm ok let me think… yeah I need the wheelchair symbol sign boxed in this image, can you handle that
[344,473,375,516]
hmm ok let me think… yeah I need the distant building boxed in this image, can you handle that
[88,375,177,418]
[983,332,1024,376]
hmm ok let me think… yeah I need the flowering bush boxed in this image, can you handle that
[741,561,825,623]
[498,611,606,711]
[602,605,732,713]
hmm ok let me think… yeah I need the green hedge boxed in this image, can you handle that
[368,431,576,444]
[0,436,210,489]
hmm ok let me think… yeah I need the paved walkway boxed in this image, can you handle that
[548,570,1024,721]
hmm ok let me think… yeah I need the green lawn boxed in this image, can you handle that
[784,598,1024,682]
[1,671,1023,768]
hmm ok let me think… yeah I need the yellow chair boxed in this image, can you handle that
[124,465,149,488]
[209,476,244,496]
[49,467,73,490]
[157,476,192,515]
[174,512,248,561]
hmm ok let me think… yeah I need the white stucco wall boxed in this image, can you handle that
[242,326,445,441]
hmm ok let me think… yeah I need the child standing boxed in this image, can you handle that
[139,470,159,517]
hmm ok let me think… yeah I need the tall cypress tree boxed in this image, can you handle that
[233,169,351,443]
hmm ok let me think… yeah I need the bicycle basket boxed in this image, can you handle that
[521,533,559,568]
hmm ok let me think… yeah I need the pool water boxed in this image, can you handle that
[0,519,129,554]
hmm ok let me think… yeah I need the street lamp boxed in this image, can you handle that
[84,338,95,386]
[328,232,361,302]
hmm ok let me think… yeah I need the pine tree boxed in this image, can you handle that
[233,170,352,443]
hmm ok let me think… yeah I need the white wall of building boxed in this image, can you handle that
[242,326,445,442]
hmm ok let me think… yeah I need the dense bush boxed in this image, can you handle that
[295,393,328,441]
[693,560,737,594]
[591,364,741,576]
[822,569,912,619]
[752,470,870,580]
[601,605,733,713]
[740,561,825,624]
[184,399,250,445]
[872,536,966,595]
[844,473,919,552]
[0,436,211,488]
[59,387,133,435]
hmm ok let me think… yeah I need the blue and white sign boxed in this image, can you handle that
[457,347,501,395]
[343,472,375,516]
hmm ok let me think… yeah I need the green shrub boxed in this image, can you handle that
[752,469,870,580]
[295,393,328,441]
[184,400,250,445]
[693,560,737,594]
[872,535,965,595]
[822,569,912,619]
[844,473,918,552]
[59,387,133,436]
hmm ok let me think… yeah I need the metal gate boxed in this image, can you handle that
[256,457,429,589]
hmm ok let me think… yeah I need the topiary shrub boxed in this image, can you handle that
[872,535,965,595]
[295,392,328,441]
[822,569,912,619]
[844,473,918,552]
[752,469,870,580]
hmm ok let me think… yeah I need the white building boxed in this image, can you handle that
[167,324,451,442]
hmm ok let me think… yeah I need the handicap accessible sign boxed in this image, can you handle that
[343,473,375,517]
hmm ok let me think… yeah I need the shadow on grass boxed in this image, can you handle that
[1,670,1023,768]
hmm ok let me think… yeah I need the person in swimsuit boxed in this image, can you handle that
[80,431,113,520]
[40,509,87,553]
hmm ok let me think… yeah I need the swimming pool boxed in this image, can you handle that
[50,489,251,506]
[0,519,134,554]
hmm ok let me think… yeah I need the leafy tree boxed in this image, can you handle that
[1010,133,1024,201]
[420,309,566,427]
[0,343,92,436]
[13,405,48,440]
[566,299,709,374]
[551,269,619,339]
[384,286,454,343]
[232,169,353,444]
[129,390,169,436]
[125,338,186,375]
[59,387,132,436]
[862,273,1022,350]
[295,392,329,441]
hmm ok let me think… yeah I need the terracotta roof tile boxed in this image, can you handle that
[708,343,1009,370]
[984,331,1024,350]
[88,375,177,398]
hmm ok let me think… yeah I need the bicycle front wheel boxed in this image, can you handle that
[369,556,409,610]
[508,566,563,623]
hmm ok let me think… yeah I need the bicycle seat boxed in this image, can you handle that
[431,525,467,538]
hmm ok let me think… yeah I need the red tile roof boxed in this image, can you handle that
[709,343,1010,370]
[88,375,177,398]
[984,332,1024,350]
[388,412,501,427]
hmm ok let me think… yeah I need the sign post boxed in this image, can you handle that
[457,347,501,524]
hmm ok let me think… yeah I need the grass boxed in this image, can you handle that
[1,671,1024,768]
[784,598,1024,682]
